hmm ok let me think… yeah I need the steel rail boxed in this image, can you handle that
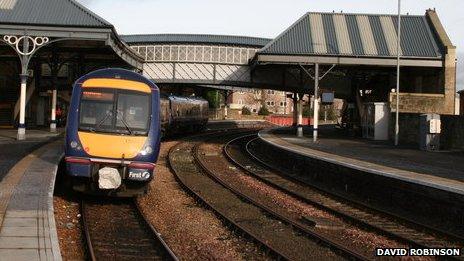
[192,133,370,261]
[81,199,178,261]
[167,132,295,261]
[223,133,464,258]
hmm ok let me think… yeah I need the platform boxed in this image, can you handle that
[257,126,464,235]
[259,126,464,195]
[0,138,63,261]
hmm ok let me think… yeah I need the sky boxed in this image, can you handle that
[77,0,464,91]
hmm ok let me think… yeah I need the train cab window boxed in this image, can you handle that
[116,93,150,132]
[79,89,151,135]
[79,91,114,129]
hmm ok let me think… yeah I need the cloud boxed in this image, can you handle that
[75,0,93,6]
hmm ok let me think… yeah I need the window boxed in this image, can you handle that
[79,89,151,135]
[267,90,275,95]
[116,93,150,131]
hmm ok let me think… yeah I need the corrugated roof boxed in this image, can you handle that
[121,34,271,47]
[0,0,111,27]
[259,12,443,58]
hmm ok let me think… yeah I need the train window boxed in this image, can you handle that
[79,91,114,128]
[116,93,150,132]
[79,89,150,135]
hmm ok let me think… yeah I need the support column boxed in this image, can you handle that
[50,89,57,132]
[17,74,27,140]
[313,63,320,143]
[292,93,298,126]
[297,98,303,137]
[224,105,228,120]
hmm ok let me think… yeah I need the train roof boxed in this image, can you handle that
[76,68,159,92]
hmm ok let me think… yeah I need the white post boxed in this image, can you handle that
[324,106,327,122]
[313,63,320,142]
[297,99,303,137]
[394,0,402,146]
[50,89,57,132]
[17,74,27,140]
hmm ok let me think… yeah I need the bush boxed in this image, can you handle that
[203,90,220,109]
[258,106,271,116]
[303,105,312,117]
[242,107,251,115]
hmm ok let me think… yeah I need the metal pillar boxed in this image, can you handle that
[17,74,27,140]
[298,63,334,142]
[292,93,298,126]
[50,89,57,132]
[313,64,320,143]
[297,98,303,137]
[2,35,50,140]
[394,0,402,146]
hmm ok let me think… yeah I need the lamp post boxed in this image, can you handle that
[394,0,402,146]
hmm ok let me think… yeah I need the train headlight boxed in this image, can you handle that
[140,145,153,156]
[70,141,82,151]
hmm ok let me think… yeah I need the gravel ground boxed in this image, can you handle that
[198,140,433,260]
[54,168,87,261]
[137,140,269,260]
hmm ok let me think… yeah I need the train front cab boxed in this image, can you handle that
[65,69,161,197]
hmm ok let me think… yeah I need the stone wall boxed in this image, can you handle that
[389,93,451,114]
[389,113,464,150]
[388,113,421,146]
[441,115,464,150]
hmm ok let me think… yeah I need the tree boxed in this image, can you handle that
[203,90,220,108]
[258,105,271,116]
[242,107,251,115]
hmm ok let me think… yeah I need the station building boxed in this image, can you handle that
[0,0,458,142]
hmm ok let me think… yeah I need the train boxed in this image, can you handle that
[64,68,208,197]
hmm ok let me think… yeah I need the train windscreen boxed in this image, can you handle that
[79,89,151,135]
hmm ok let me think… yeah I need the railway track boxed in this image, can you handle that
[224,133,464,255]
[81,198,177,261]
[169,130,368,260]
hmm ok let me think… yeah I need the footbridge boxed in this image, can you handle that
[121,34,297,90]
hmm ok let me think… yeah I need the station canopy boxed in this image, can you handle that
[0,0,143,70]
[256,11,445,68]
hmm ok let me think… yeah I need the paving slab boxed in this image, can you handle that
[0,249,41,261]
[0,140,63,261]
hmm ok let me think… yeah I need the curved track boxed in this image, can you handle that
[224,133,464,255]
[169,130,369,260]
[81,198,177,261]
